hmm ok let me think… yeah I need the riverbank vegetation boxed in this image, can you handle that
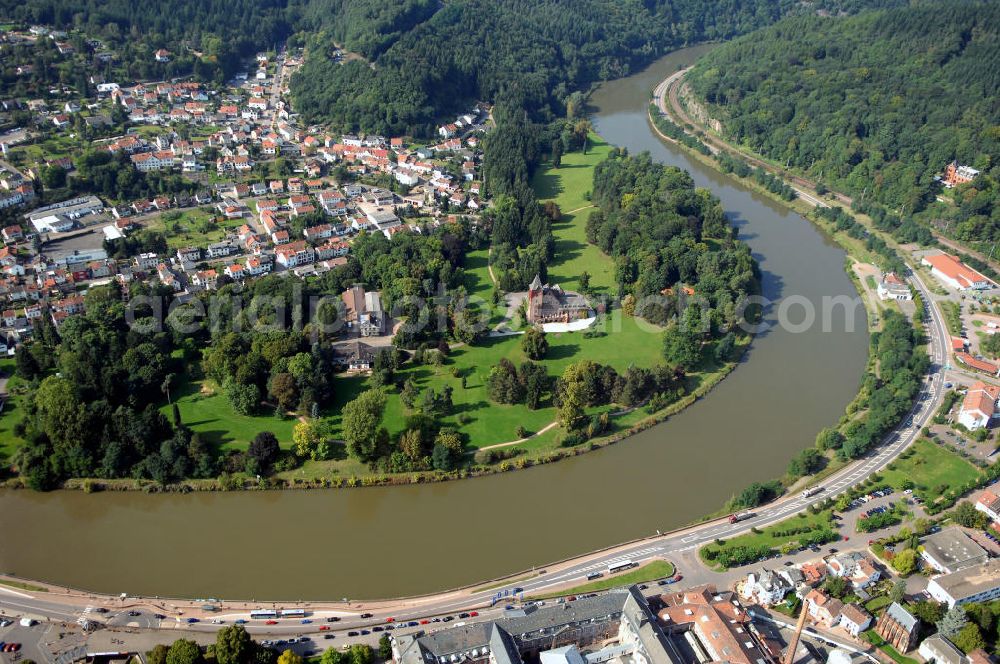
[684,2,1000,251]
[700,508,839,570]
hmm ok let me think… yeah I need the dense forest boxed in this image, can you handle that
[685,2,1000,243]
[0,0,298,80]
[289,0,909,136]
[588,149,757,336]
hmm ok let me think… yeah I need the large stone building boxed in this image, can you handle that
[875,602,920,653]
[393,588,681,664]
[526,274,590,325]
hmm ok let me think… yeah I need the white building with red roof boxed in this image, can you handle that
[959,381,1000,430]
[922,253,993,291]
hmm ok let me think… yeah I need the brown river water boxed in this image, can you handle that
[0,46,868,600]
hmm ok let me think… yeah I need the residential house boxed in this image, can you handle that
[976,490,1000,525]
[206,241,237,259]
[803,589,842,629]
[919,635,967,664]
[133,252,159,270]
[224,263,246,280]
[839,604,873,637]
[274,241,314,268]
[742,568,791,606]
[192,269,218,290]
[877,273,912,301]
[303,224,333,241]
[944,161,980,188]
[826,552,880,589]
[176,247,201,263]
[958,382,1000,430]
[335,341,376,372]
[2,225,23,244]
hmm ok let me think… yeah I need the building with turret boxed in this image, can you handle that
[526,274,590,324]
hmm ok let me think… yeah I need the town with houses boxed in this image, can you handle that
[0,26,493,357]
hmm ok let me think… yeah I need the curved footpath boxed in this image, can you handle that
[0,69,952,648]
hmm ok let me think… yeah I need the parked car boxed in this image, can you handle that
[469,612,479,617]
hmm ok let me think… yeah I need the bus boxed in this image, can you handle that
[607,560,635,575]
[250,610,278,620]
[280,609,307,618]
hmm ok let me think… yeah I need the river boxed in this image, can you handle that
[0,46,868,601]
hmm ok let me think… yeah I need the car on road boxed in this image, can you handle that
[408,621,419,626]
[459,613,470,619]
[326,617,341,623]
[301,619,312,624]
[469,612,479,617]
[385,617,395,623]
[266,620,278,625]
[235,619,247,624]
[442,616,453,622]
[360,630,370,636]
[419,619,429,625]
[360,613,374,619]
[347,631,359,637]
[320,626,331,631]
[372,626,383,632]
[324,635,335,640]
[212,619,224,624]
[128,611,141,616]
[186,618,200,624]
[154,614,166,620]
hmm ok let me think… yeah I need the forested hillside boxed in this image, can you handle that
[0,0,296,79]
[289,0,908,136]
[685,2,1000,244]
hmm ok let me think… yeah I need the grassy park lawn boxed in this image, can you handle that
[321,311,668,449]
[531,134,616,294]
[879,438,981,499]
[144,208,243,251]
[0,358,25,464]
[530,560,675,600]
[699,509,837,569]
[161,375,297,452]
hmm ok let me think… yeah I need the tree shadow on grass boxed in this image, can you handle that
[546,343,580,361]
[454,400,489,415]
[533,167,565,201]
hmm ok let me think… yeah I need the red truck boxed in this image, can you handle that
[728,510,754,524]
